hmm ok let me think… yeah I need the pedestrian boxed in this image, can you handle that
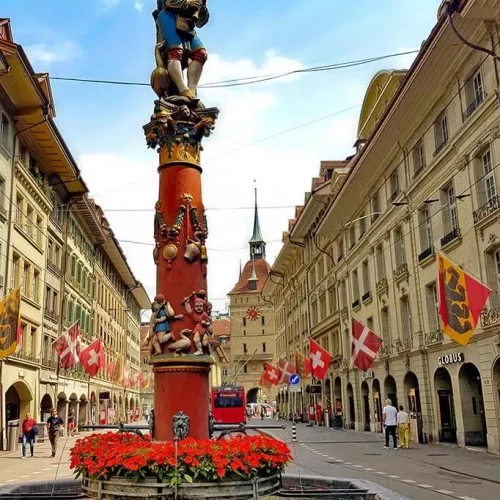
[397,405,411,449]
[382,398,398,450]
[47,408,64,458]
[67,409,76,437]
[21,412,38,459]
[260,406,265,420]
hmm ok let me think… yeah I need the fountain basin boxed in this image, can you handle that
[81,473,280,499]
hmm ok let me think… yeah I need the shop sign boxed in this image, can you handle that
[362,371,375,379]
[438,352,464,366]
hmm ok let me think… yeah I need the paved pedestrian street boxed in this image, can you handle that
[0,434,78,487]
[266,421,500,500]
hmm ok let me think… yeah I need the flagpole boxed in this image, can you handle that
[230,349,258,385]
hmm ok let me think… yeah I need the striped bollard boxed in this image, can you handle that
[291,422,297,442]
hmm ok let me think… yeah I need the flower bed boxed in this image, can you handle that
[70,432,291,486]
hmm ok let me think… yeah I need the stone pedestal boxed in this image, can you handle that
[152,355,213,441]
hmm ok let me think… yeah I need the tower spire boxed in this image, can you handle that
[249,182,266,260]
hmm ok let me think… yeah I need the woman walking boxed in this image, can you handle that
[21,412,38,459]
[397,405,411,449]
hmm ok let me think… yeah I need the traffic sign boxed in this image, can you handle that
[289,373,301,386]
[289,385,301,392]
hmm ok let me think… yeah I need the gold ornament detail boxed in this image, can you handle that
[161,141,200,168]
[180,193,194,204]
[163,244,178,261]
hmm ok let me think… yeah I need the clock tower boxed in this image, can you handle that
[227,189,276,405]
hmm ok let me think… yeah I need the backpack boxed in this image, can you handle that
[33,425,39,436]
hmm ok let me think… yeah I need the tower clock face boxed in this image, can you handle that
[246,306,260,321]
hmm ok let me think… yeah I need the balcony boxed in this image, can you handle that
[393,263,409,282]
[481,307,500,328]
[418,246,435,263]
[394,336,413,353]
[41,357,58,370]
[351,298,361,310]
[376,278,388,296]
[473,196,500,225]
[413,165,425,179]
[440,227,461,247]
[425,329,444,346]
[462,93,485,121]
[434,138,448,156]
[10,350,40,364]
[389,190,400,203]
[47,260,61,276]
[378,344,392,358]
[44,308,58,321]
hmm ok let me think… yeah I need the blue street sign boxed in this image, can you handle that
[289,373,301,386]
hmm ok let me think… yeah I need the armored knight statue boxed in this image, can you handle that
[152,0,209,103]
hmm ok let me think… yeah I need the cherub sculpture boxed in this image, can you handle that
[182,292,212,355]
[145,294,184,355]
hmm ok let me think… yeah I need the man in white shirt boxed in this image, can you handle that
[382,398,398,449]
[397,405,411,449]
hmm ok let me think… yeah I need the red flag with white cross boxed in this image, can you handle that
[351,318,382,371]
[54,322,81,369]
[263,362,281,386]
[80,339,106,377]
[308,338,333,380]
[278,359,296,384]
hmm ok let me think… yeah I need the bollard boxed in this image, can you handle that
[291,422,297,443]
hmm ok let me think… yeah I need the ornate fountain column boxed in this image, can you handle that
[144,100,218,441]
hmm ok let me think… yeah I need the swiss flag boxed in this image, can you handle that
[80,339,106,377]
[54,323,81,369]
[263,363,281,386]
[106,361,115,379]
[351,318,382,371]
[122,362,131,387]
[278,359,296,384]
[309,338,333,380]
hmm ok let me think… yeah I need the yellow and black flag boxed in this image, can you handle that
[0,289,22,359]
[437,253,491,346]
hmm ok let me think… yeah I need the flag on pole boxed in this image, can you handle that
[122,361,131,387]
[278,359,296,384]
[106,360,115,379]
[0,288,22,360]
[309,338,333,380]
[295,349,312,379]
[437,252,491,345]
[259,372,272,389]
[141,372,152,390]
[351,318,382,371]
[113,355,124,384]
[262,362,281,386]
[54,322,81,369]
[80,339,106,377]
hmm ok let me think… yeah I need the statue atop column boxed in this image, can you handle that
[151,0,209,106]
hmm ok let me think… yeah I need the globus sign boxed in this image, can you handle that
[438,352,464,366]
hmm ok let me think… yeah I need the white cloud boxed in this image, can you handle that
[324,116,359,159]
[25,41,82,66]
[100,0,120,9]
[81,51,309,308]
[134,1,144,12]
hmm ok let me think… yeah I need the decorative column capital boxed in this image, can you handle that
[144,99,219,169]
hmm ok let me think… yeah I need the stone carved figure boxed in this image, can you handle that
[152,0,209,103]
[173,411,190,440]
[182,292,212,356]
[145,294,185,355]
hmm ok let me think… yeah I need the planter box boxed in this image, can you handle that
[82,473,280,499]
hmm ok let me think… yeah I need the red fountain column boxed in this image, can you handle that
[144,101,219,441]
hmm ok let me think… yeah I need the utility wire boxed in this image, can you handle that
[11,49,421,90]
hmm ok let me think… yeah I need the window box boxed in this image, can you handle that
[424,329,443,346]
[362,291,372,304]
[418,246,435,264]
[413,165,425,179]
[352,299,361,310]
[433,139,448,156]
[462,93,485,121]
[389,190,400,203]
[440,227,461,248]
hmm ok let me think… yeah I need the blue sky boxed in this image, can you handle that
[3,0,441,310]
